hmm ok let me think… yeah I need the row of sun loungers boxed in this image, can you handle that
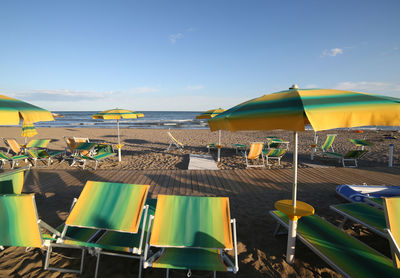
[0,168,238,277]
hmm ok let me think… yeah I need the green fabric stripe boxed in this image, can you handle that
[93,152,116,160]
[344,150,367,158]
[153,248,227,271]
[333,203,386,233]
[263,148,286,157]
[0,169,25,194]
[0,152,10,160]
[272,210,400,277]
[350,139,373,147]
[322,135,336,150]
[26,139,50,148]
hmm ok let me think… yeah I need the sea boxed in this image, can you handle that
[35,111,209,129]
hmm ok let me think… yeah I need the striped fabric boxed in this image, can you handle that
[208,89,400,132]
[168,132,184,148]
[196,108,226,119]
[384,197,400,267]
[0,168,26,194]
[247,143,264,160]
[25,139,51,148]
[4,138,23,155]
[21,121,38,138]
[349,139,373,147]
[262,148,286,158]
[320,134,337,151]
[79,152,116,161]
[92,109,143,120]
[66,181,149,233]
[150,195,233,249]
[0,152,29,162]
[0,194,42,248]
[0,94,54,125]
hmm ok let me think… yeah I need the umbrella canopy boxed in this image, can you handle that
[208,85,400,264]
[21,121,38,138]
[196,108,226,119]
[0,94,54,125]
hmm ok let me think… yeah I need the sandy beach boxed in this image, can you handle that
[0,127,399,277]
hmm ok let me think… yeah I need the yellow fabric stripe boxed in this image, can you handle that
[7,139,22,154]
[384,197,400,267]
[221,197,233,249]
[150,194,166,245]
[247,143,263,159]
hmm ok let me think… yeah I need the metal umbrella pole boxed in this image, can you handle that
[217,130,222,162]
[117,119,121,162]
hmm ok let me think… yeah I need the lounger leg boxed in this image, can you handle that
[213,271,216,278]
[11,161,15,169]
[44,245,85,274]
[94,161,98,170]
[166,268,169,278]
[94,252,101,278]
[138,256,143,278]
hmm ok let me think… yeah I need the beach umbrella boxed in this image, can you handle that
[196,108,226,161]
[21,121,38,143]
[0,94,54,125]
[92,109,144,162]
[208,85,400,264]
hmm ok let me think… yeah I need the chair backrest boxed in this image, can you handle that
[247,142,264,160]
[167,132,184,147]
[264,148,286,158]
[321,134,337,151]
[3,138,22,154]
[0,194,42,248]
[383,197,400,268]
[0,167,27,194]
[150,195,233,249]
[64,137,76,152]
[25,139,51,149]
[65,181,150,233]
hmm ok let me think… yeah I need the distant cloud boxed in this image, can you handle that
[321,48,344,57]
[17,89,113,102]
[185,85,204,91]
[169,33,184,44]
[334,81,400,93]
[130,87,159,94]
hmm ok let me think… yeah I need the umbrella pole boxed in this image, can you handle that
[286,131,298,264]
[117,120,121,162]
[217,130,221,162]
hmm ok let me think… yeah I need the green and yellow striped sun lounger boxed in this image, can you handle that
[144,195,238,276]
[265,136,289,149]
[25,138,51,149]
[350,139,374,150]
[270,210,400,277]
[330,202,387,238]
[2,138,24,155]
[324,150,368,167]
[72,152,116,170]
[383,197,400,269]
[51,181,151,277]
[26,149,64,167]
[262,148,287,166]
[0,151,30,169]
[0,167,29,194]
[317,134,337,153]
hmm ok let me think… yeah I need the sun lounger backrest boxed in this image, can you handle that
[321,134,336,151]
[168,132,184,147]
[150,195,233,249]
[66,181,149,233]
[247,142,264,160]
[0,194,42,248]
[25,139,51,149]
[0,168,26,194]
[384,197,400,268]
[264,148,286,157]
[4,138,22,154]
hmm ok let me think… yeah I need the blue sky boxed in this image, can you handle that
[1,0,399,111]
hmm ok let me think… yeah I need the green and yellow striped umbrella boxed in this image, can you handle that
[0,94,54,125]
[92,109,144,161]
[209,85,400,264]
[21,121,38,138]
[195,108,225,119]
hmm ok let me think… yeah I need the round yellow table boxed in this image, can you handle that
[274,199,314,221]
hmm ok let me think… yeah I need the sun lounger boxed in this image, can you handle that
[383,197,400,268]
[232,143,248,154]
[0,167,29,194]
[25,138,51,149]
[49,181,151,277]
[262,148,287,166]
[166,131,184,152]
[324,150,368,167]
[265,136,289,149]
[0,151,30,169]
[26,149,64,167]
[270,210,400,277]
[316,134,337,153]
[330,202,387,238]
[72,152,116,170]
[2,138,24,155]
[245,142,265,167]
[144,195,239,277]
[349,139,373,150]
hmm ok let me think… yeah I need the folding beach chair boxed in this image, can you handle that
[324,149,368,167]
[349,139,374,150]
[270,210,400,277]
[0,151,30,169]
[73,152,116,170]
[383,197,400,269]
[25,138,51,149]
[144,195,239,277]
[166,131,184,152]
[0,166,30,194]
[245,142,265,168]
[64,137,91,156]
[49,181,151,277]
[316,134,337,153]
[265,136,289,149]
[262,148,287,166]
[2,138,24,155]
[26,149,64,167]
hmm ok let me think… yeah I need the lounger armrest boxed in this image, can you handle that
[38,219,61,237]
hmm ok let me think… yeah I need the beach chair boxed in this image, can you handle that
[232,143,248,154]
[324,149,368,167]
[64,137,91,156]
[2,138,24,155]
[262,148,287,166]
[245,142,265,168]
[316,134,337,153]
[0,151,30,169]
[49,181,151,277]
[207,143,217,153]
[349,139,374,150]
[73,151,116,170]
[265,136,289,149]
[383,197,400,268]
[330,202,387,238]
[144,195,239,277]
[0,167,29,194]
[166,131,184,152]
[25,138,51,149]
[270,210,400,277]
[26,149,64,167]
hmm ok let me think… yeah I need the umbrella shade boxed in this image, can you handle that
[0,94,54,125]
[209,89,400,132]
[92,109,142,120]
[196,108,226,119]
[21,121,38,138]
